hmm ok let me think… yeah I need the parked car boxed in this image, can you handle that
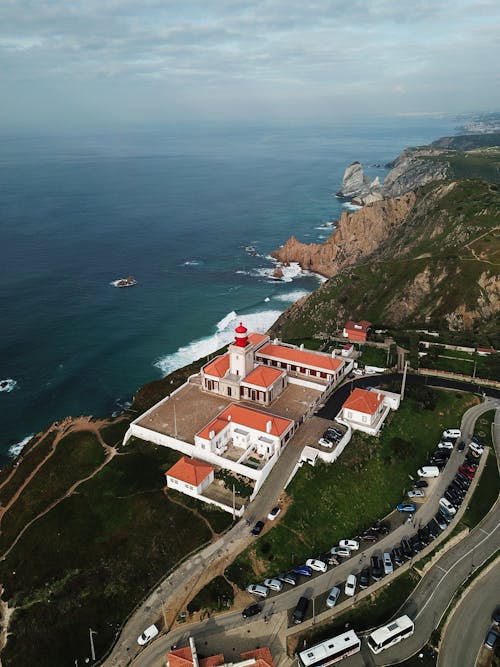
[392,547,404,566]
[439,497,457,516]
[456,472,471,487]
[383,552,394,575]
[359,530,378,542]
[277,572,298,586]
[330,546,351,558]
[267,507,281,521]
[438,441,454,450]
[458,467,475,481]
[443,429,461,439]
[484,629,499,650]
[401,539,413,559]
[436,509,452,525]
[318,438,334,448]
[417,466,440,478]
[326,586,341,608]
[460,464,477,475]
[344,574,357,597]
[432,448,451,459]
[371,555,383,580]
[418,526,430,545]
[434,512,448,530]
[251,521,265,536]
[397,502,416,513]
[410,536,423,553]
[471,435,484,446]
[292,564,313,577]
[408,489,425,499]
[247,584,269,598]
[263,578,283,592]
[137,624,159,646]
[371,520,390,534]
[414,480,429,488]
[457,440,466,451]
[469,442,484,455]
[359,568,370,589]
[492,606,500,625]
[318,552,339,566]
[292,596,309,624]
[359,531,378,542]
[306,558,327,573]
[427,519,440,539]
[242,603,262,618]
[339,539,360,551]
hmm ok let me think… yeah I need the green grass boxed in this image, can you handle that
[186,576,234,613]
[357,345,389,369]
[226,389,476,588]
[475,410,496,447]
[0,438,216,667]
[99,418,132,446]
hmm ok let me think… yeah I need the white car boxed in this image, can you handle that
[443,429,461,439]
[263,578,283,592]
[469,442,484,455]
[438,441,454,450]
[439,497,457,516]
[306,558,327,573]
[326,586,341,608]
[407,489,425,499]
[339,539,359,551]
[137,624,159,646]
[330,546,351,558]
[247,584,269,598]
[267,506,281,521]
[344,574,357,597]
[318,438,334,448]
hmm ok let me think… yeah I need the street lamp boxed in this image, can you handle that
[89,628,97,662]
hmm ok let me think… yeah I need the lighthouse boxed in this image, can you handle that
[229,322,254,377]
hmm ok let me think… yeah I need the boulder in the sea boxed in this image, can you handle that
[272,266,284,280]
[336,162,371,199]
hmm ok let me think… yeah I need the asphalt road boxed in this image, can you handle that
[104,377,499,667]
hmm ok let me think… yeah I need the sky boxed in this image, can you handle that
[1,0,499,130]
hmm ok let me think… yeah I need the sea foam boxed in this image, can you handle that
[8,434,34,458]
[0,378,17,393]
[154,308,282,376]
[342,202,362,212]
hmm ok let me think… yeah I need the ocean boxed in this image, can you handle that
[0,117,458,460]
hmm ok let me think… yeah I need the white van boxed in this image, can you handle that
[443,429,461,439]
[417,466,440,478]
[439,498,457,516]
[137,624,159,646]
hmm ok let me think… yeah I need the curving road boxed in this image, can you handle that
[104,377,499,667]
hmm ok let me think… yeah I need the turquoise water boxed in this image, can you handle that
[0,119,457,458]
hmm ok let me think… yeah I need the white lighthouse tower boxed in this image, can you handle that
[229,322,254,378]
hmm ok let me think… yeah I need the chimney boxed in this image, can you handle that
[377,393,381,401]
[266,420,272,434]
[227,415,232,422]
[300,344,304,351]
[209,430,215,439]
[189,637,199,667]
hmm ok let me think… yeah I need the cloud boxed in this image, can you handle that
[0,0,499,128]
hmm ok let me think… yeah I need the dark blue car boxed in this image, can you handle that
[292,564,313,577]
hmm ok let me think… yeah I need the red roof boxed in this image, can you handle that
[168,647,225,667]
[344,320,371,332]
[197,404,293,441]
[203,353,230,379]
[240,648,274,667]
[235,322,247,333]
[343,388,383,415]
[242,365,283,388]
[166,456,214,486]
[258,343,343,373]
[248,332,268,346]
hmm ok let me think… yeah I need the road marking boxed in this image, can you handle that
[415,519,499,621]
[435,565,447,574]
[479,528,489,536]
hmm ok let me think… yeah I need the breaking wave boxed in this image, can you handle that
[8,433,34,458]
[0,378,17,393]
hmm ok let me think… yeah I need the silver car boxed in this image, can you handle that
[263,578,283,592]
[326,586,341,608]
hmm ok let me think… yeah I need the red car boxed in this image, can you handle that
[460,464,476,474]
[458,466,475,480]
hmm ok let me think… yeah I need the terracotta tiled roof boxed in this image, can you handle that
[240,648,274,667]
[248,332,269,345]
[197,404,293,441]
[168,647,194,667]
[203,353,230,379]
[200,655,225,667]
[242,365,283,388]
[344,320,371,332]
[343,388,383,415]
[258,343,343,372]
[166,456,214,486]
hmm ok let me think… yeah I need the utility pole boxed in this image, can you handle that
[173,403,177,437]
[472,360,477,380]
[401,361,408,401]
[162,600,168,627]
[232,484,236,521]
[89,628,97,662]
[312,596,315,625]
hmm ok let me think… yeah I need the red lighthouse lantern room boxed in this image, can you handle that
[234,322,248,347]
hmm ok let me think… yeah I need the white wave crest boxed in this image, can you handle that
[0,378,17,393]
[182,260,201,266]
[154,308,282,376]
[342,202,362,212]
[273,289,310,302]
[9,433,34,458]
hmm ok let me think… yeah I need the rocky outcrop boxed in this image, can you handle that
[382,148,450,198]
[271,192,416,278]
[336,162,383,203]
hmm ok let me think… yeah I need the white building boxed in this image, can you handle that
[339,387,399,436]
[166,456,214,498]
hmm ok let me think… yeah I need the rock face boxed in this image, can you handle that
[336,162,384,204]
[271,192,416,278]
[382,148,450,198]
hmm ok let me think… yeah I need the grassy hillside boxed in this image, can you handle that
[271,179,500,348]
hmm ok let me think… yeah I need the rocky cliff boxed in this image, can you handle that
[336,161,383,204]
[382,148,450,198]
[271,192,416,277]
